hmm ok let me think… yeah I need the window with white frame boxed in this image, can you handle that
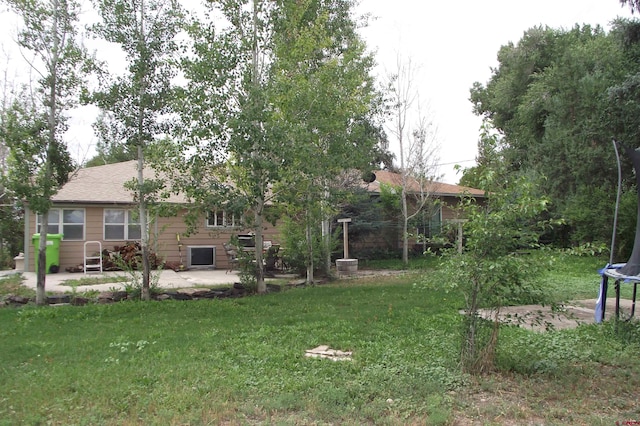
[36,208,85,240]
[206,210,236,228]
[104,209,141,240]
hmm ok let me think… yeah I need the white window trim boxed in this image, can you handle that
[103,209,142,241]
[206,210,236,228]
[36,208,86,241]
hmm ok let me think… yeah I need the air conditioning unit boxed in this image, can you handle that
[187,246,216,269]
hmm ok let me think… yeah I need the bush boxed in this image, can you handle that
[435,173,554,374]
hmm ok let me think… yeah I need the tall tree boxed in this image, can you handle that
[621,0,640,13]
[386,55,440,264]
[2,0,86,304]
[271,0,380,282]
[0,61,25,269]
[177,0,379,289]
[172,0,277,293]
[89,0,184,300]
[469,23,636,250]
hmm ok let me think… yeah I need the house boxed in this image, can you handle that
[22,161,281,273]
[21,162,485,272]
[349,170,486,253]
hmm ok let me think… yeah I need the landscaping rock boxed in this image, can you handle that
[164,292,192,301]
[71,297,89,306]
[266,283,281,293]
[98,290,128,303]
[5,294,30,305]
[47,294,70,304]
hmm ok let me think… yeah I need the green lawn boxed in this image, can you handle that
[1,253,639,425]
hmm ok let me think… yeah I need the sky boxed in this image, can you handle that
[356,0,635,183]
[0,1,636,184]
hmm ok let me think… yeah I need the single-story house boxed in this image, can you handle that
[350,170,486,252]
[21,161,486,272]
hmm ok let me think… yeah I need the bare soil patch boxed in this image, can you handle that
[474,298,636,331]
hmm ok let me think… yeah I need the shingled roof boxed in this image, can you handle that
[364,170,486,198]
[52,160,187,204]
[52,162,485,205]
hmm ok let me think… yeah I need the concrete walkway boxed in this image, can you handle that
[0,269,242,293]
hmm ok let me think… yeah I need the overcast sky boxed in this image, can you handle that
[0,1,636,184]
[357,0,635,183]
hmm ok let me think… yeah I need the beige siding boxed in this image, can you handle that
[27,205,282,272]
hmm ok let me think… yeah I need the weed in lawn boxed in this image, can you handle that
[358,256,439,270]
[61,275,126,287]
[1,260,639,425]
[0,273,33,299]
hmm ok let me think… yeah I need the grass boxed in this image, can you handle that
[358,255,440,270]
[0,273,34,298]
[60,275,127,287]
[0,252,639,425]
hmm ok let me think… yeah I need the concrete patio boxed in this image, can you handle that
[1,269,245,293]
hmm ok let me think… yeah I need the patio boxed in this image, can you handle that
[15,269,244,293]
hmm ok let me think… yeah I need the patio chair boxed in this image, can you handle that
[223,242,239,274]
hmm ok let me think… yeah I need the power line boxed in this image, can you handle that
[436,159,475,167]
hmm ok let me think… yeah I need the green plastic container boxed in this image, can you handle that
[32,233,63,274]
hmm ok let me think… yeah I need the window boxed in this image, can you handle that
[206,210,236,228]
[104,209,141,240]
[36,208,85,240]
[187,246,216,269]
[417,206,442,238]
[429,206,442,237]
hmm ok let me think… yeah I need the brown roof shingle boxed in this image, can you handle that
[53,162,485,205]
[52,160,186,204]
[365,170,486,198]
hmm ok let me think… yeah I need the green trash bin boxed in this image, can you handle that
[32,233,63,274]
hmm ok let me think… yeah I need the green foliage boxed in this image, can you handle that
[469,22,640,248]
[83,112,138,167]
[1,264,639,424]
[563,241,609,257]
[278,215,330,276]
[0,273,33,299]
[436,171,554,374]
[621,0,640,13]
[2,98,74,214]
[174,0,382,288]
[0,200,23,269]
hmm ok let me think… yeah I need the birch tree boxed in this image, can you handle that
[2,0,86,304]
[271,0,380,283]
[168,0,277,293]
[89,0,184,300]
[387,55,440,264]
[177,0,379,289]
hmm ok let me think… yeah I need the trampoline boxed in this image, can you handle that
[595,140,640,323]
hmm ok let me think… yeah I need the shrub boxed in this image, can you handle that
[435,173,555,374]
